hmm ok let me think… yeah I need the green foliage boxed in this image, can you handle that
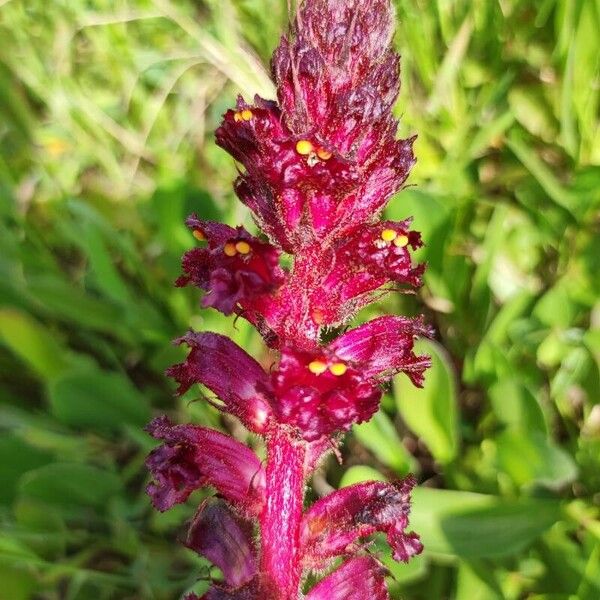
[0,0,598,598]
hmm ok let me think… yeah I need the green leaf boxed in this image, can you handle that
[49,367,151,431]
[489,379,547,434]
[19,463,122,509]
[411,488,562,558]
[339,465,388,488]
[353,410,418,475]
[495,430,578,489]
[0,435,51,505]
[394,339,459,464]
[0,309,74,381]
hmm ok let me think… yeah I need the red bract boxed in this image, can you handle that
[147,1,430,598]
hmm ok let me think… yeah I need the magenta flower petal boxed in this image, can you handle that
[330,315,433,386]
[166,332,273,433]
[186,500,257,588]
[300,476,422,567]
[145,416,265,515]
[177,216,284,316]
[305,556,391,600]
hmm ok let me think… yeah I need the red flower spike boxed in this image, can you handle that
[166,332,274,433]
[145,416,265,515]
[186,500,257,588]
[177,217,285,316]
[148,1,430,597]
[305,556,391,600]
[300,476,422,567]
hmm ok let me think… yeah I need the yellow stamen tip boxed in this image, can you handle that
[308,360,328,375]
[312,309,324,325]
[329,362,348,376]
[381,229,398,242]
[296,140,314,155]
[235,240,251,255]
[394,235,410,248]
[223,243,237,257]
[241,109,253,121]
[317,147,332,160]
[192,229,206,241]
[234,112,243,123]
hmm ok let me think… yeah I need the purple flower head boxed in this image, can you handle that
[147,1,430,598]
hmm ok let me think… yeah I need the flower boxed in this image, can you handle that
[167,317,430,443]
[300,476,423,566]
[186,500,257,588]
[147,1,430,598]
[145,416,265,516]
[177,216,284,316]
[305,556,391,600]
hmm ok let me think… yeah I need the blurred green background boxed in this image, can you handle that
[1,0,599,598]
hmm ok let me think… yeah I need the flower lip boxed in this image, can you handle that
[305,555,391,600]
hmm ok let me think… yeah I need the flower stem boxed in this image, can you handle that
[260,427,306,599]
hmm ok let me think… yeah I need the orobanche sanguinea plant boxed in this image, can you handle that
[146,1,432,598]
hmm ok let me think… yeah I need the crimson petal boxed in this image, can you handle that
[330,315,433,386]
[145,416,265,515]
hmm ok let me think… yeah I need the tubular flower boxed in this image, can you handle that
[146,1,431,599]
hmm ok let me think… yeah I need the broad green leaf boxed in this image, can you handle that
[495,430,578,489]
[19,463,122,509]
[0,309,74,381]
[489,380,547,434]
[0,435,51,505]
[49,367,151,430]
[411,488,562,558]
[455,561,503,600]
[395,339,459,464]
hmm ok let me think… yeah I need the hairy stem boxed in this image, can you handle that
[260,428,306,599]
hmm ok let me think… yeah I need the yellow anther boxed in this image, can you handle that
[296,140,314,155]
[224,243,238,257]
[329,362,348,376]
[394,235,410,248]
[312,309,324,325]
[235,240,251,255]
[234,112,243,123]
[308,360,328,375]
[241,109,254,121]
[381,229,398,243]
[317,147,333,160]
[192,229,206,241]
